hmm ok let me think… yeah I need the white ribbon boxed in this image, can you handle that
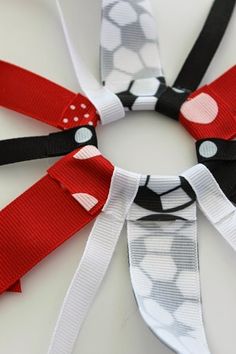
[47,162,236,354]
[182,164,236,251]
[127,174,210,354]
[56,0,125,124]
[47,167,141,354]
[101,0,165,111]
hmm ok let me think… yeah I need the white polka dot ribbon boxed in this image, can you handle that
[47,157,236,354]
[56,0,125,124]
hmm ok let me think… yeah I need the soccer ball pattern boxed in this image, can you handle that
[127,175,210,353]
[101,0,165,111]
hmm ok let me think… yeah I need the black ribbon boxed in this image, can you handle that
[157,0,235,120]
[196,139,236,204]
[0,126,97,165]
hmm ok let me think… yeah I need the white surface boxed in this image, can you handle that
[0,1,236,353]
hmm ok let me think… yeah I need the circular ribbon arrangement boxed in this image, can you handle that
[0,0,236,353]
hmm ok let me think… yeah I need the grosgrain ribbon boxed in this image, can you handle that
[196,138,236,204]
[46,148,236,354]
[0,60,99,129]
[55,0,236,136]
[1,0,235,140]
[0,126,97,166]
[0,146,114,293]
[101,0,236,133]
[56,0,125,124]
[0,0,235,296]
[179,66,236,139]
[48,167,141,354]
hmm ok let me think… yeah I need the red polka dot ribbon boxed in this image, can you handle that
[0,146,113,294]
[0,60,99,129]
[180,66,236,139]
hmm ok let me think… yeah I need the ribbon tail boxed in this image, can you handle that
[127,215,210,353]
[101,0,165,111]
[56,0,125,124]
[47,167,141,354]
[0,147,113,294]
[0,60,74,128]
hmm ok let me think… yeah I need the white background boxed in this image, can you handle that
[0,0,236,353]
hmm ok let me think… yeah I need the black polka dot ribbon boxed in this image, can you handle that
[0,126,97,166]
[196,139,236,204]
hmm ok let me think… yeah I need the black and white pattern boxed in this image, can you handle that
[48,153,236,354]
[127,175,210,353]
[101,0,166,110]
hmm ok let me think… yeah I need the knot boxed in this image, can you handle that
[156,86,191,120]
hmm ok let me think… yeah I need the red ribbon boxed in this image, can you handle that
[0,60,99,129]
[180,66,236,139]
[0,60,236,293]
[0,147,113,294]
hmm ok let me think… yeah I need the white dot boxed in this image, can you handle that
[63,118,69,124]
[84,113,90,118]
[180,93,218,124]
[75,127,93,143]
[70,105,76,110]
[73,117,79,122]
[199,141,218,158]
[88,121,93,126]
[81,103,87,109]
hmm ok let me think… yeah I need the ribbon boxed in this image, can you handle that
[56,0,125,124]
[0,0,234,293]
[46,148,236,354]
[179,66,236,139]
[1,0,235,141]
[48,167,141,354]
[101,0,235,118]
[0,126,97,166]
[0,60,99,129]
[196,138,236,204]
[0,146,114,293]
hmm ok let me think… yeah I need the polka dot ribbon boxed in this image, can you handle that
[45,148,236,354]
[196,138,236,203]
